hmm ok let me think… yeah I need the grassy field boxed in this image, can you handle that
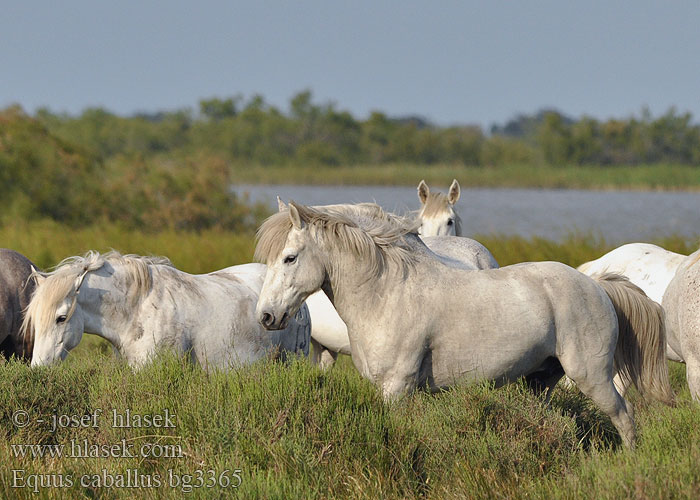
[231,163,700,190]
[1,223,699,498]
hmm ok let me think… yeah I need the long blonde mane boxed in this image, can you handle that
[255,202,420,279]
[419,191,463,235]
[21,251,172,341]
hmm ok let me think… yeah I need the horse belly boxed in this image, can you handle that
[427,301,556,390]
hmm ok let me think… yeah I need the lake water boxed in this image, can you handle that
[233,184,700,242]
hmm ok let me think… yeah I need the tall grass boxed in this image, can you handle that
[0,219,256,273]
[1,354,697,499]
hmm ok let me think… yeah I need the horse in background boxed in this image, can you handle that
[0,249,38,361]
[416,179,462,237]
[578,243,700,399]
[662,249,700,400]
[415,179,498,269]
[578,243,686,304]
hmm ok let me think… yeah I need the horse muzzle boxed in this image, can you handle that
[258,310,290,331]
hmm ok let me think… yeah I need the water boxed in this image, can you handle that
[233,184,700,242]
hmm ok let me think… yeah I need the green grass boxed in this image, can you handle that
[0,219,257,273]
[2,223,700,498]
[1,352,698,499]
[231,163,700,190]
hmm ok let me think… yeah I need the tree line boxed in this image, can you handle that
[33,91,700,167]
[1,92,699,231]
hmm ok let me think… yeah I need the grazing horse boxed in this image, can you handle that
[254,202,673,448]
[662,249,700,400]
[276,199,498,369]
[417,179,462,236]
[24,251,310,369]
[0,249,38,361]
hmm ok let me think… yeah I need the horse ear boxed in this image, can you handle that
[277,196,287,212]
[447,179,460,205]
[30,266,46,287]
[288,202,304,229]
[417,180,429,204]
[73,268,89,294]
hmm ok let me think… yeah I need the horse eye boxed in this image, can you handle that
[283,255,297,264]
[447,219,454,226]
[56,315,67,324]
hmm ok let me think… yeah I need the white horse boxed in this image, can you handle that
[417,179,462,236]
[578,243,687,304]
[275,199,498,369]
[254,202,673,448]
[24,251,310,369]
[578,242,690,367]
[662,249,700,400]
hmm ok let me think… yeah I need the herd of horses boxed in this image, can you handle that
[2,179,699,449]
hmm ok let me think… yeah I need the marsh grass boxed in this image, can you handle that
[2,223,699,498]
[0,219,256,273]
[1,355,698,499]
[231,163,700,190]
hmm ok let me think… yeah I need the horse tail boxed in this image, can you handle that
[594,273,674,405]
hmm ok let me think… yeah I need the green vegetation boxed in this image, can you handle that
[1,339,698,498]
[0,106,266,232]
[231,163,700,189]
[34,95,700,169]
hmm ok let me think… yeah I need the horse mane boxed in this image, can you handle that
[419,191,462,235]
[255,202,420,278]
[21,250,172,341]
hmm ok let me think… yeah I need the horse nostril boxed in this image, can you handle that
[261,312,275,328]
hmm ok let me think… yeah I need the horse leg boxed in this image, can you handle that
[311,338,323,365]
[560,356,636,449]
[311,338,337,370]
[685,356,700,402]
[319,348,338,370]
[667,344,684,363]
[525,357,564,404]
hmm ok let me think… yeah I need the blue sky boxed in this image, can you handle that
[2,1,699,127]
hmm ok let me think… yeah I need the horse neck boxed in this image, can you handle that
[79,270,140,351]
[321,235,425,331]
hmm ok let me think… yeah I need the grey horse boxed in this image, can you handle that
[0,249,37,360]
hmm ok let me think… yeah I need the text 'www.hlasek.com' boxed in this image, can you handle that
[9,408,242,493]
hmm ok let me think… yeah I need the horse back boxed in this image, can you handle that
[424,261,615,387]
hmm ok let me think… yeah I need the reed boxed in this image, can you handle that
[231,163,700,190]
